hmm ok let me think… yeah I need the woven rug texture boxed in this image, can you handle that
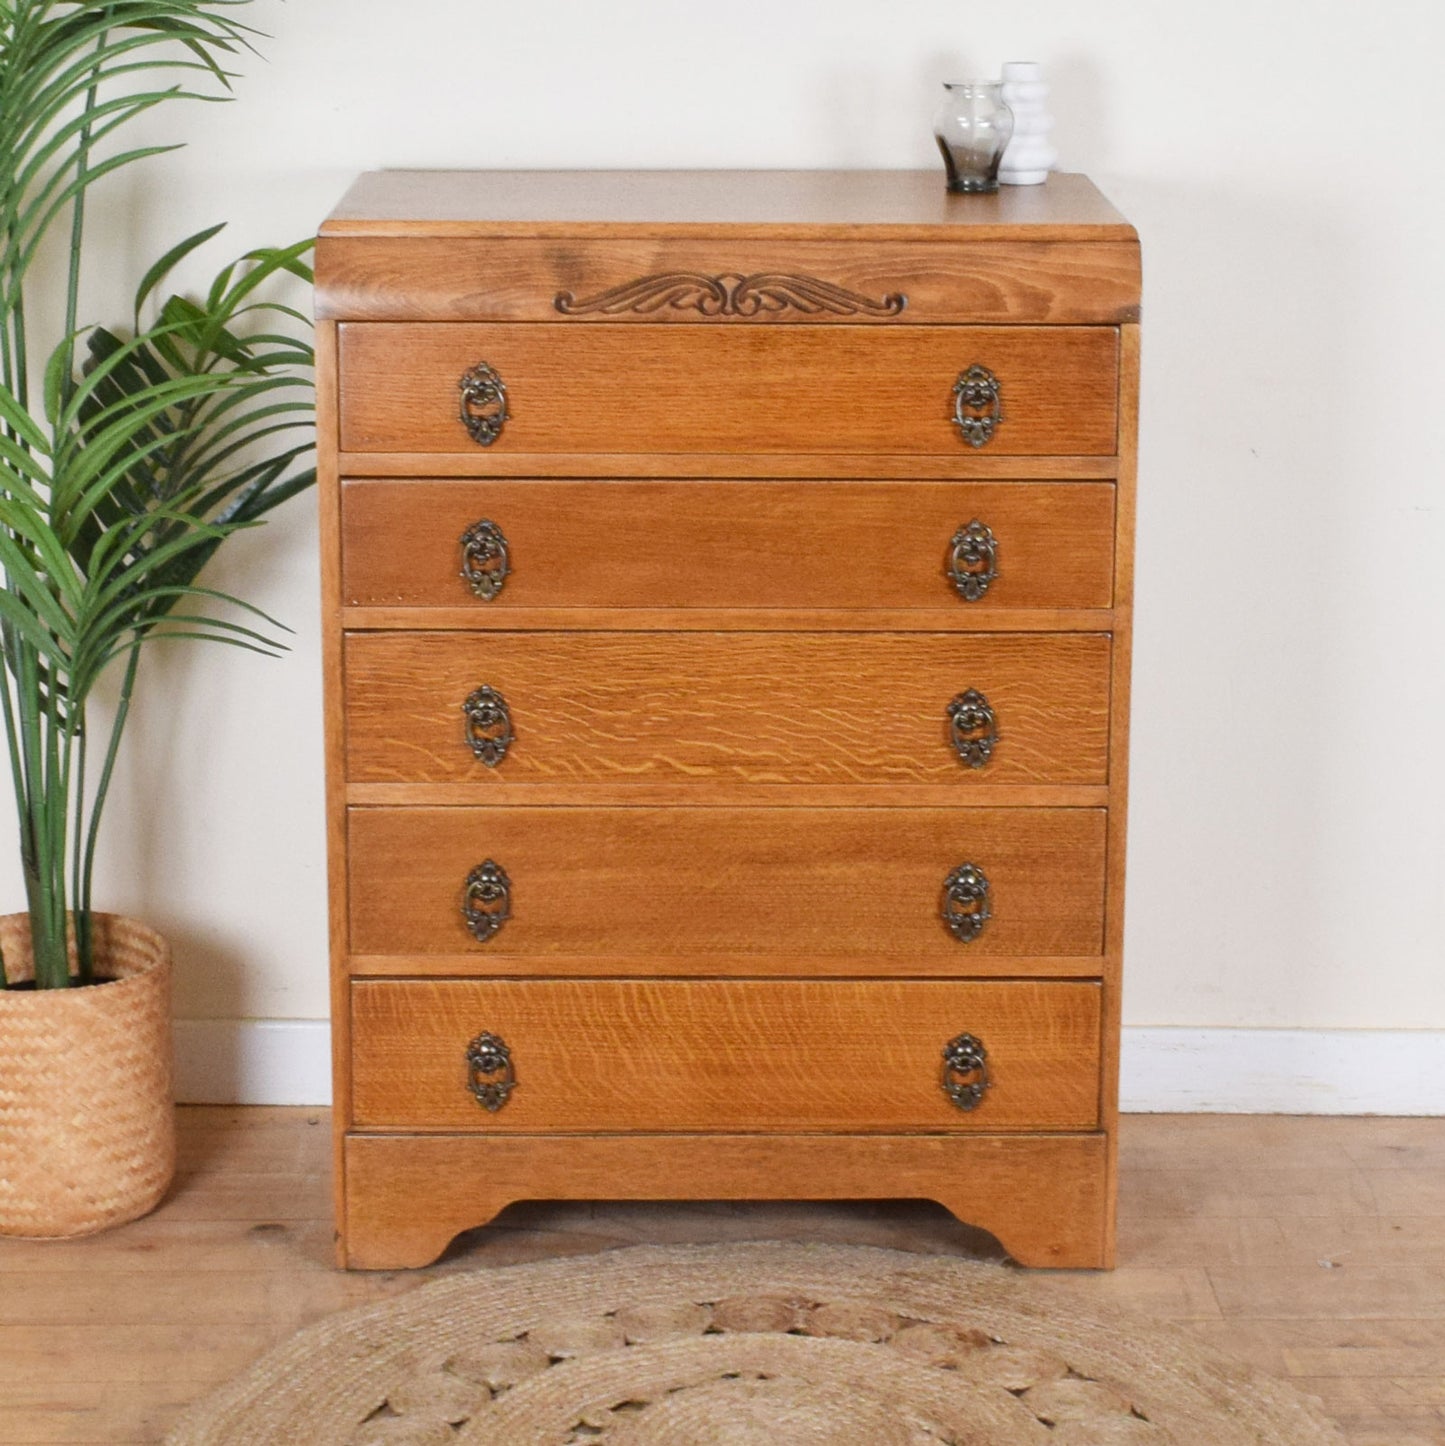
[166,1241,1345,1445]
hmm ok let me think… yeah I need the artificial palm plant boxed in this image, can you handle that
[0,0,315,994]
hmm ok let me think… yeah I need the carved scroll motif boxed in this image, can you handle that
[554,272,907,318]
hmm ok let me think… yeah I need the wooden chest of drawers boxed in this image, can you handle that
[316,170,1140,1270]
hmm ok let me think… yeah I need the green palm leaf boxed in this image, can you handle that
[0,2,314,988]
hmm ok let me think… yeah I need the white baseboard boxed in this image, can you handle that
[174,1020,1445,1115]
[174,1019,333,1107]
[1120,1027,1444,1115]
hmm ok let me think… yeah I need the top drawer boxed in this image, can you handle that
[337,324,1119,457]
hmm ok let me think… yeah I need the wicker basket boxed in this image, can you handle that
[0,912,175,1238]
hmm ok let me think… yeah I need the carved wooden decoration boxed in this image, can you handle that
[555,272,907,318]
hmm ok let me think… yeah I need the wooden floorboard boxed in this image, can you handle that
[0,1109,1440,1443]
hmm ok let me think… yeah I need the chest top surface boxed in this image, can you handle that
[319,169,1136,242]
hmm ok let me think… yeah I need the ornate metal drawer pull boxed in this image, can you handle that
[947,520,999,602]
[458,361,509,446]
[941,862,991,942]
[462,859,511,943]
[462,685,514,767]
[459,519,510,601]
[941,1033,991,1111]
[952,364,1002,447]
[466,1031,517,1112]
[946,689,998,769]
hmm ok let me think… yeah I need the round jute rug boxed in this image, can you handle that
[166,1242,1344,1445]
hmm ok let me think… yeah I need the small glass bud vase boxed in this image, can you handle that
[933,81,1014,194]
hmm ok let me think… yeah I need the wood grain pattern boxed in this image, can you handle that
[349,978,1102,1134]
[319,170,1138,243]
[343,631,1112,787]
[338,452,1122,479]
[342,607,1116,635]
[346,805,1107,959]
[345,950,1105,981]
[316,237,1141,324]
[342,1130,1111,1270]
[337,323,1120,457]
[1100,322,1142,1266]
[314,320,353,1254]
[345,783,1111,811]
[339,479,1116,611]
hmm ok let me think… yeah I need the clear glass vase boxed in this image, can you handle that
[933,82,1014,194]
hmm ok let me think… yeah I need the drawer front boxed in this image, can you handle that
[345,632,1112,787]
[340,480,1116,611]
[347,806,1107,960]
[350,978,1102,1132]
[338,323,1119,456]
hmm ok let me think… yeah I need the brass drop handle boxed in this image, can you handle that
[459,519,510,601]
[462,685,514,767]
[951,364,1001,447]
[458,361,509,446]
[466,1031,517,1112]
[947,520,998,601]
[941,862,990,942]
[946,689,998,769]
[462,859,511,943]
[941,1033,990,1111]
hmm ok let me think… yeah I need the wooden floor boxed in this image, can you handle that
[0,1111,1440,1444]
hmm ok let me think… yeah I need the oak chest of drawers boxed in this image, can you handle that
[315,170,1140,1269]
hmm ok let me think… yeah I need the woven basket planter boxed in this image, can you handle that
[0,912,175,1238]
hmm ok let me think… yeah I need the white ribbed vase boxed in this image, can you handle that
[999,61,1058,186]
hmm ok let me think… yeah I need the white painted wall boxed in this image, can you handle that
[8,1,1445,1095]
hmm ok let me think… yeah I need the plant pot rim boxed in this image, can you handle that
[0,911,171,994]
